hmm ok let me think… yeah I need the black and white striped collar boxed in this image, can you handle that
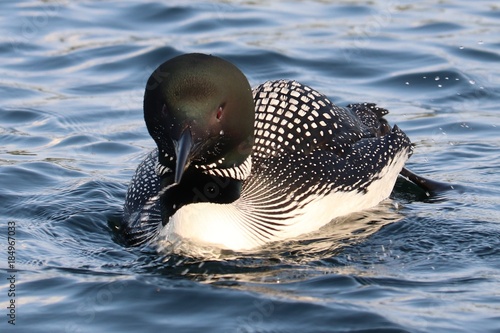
[194,155,252,181]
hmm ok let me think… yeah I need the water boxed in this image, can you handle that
[1,0,499,332]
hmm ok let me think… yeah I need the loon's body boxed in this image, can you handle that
[122,54,412,251]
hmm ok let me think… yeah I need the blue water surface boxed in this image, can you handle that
[1,1,499,332]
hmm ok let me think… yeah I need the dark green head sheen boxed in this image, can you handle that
[143,53,255,182]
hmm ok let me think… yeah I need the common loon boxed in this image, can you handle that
[122,53,418,251]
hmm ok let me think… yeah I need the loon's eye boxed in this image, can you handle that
[216,103,225,120]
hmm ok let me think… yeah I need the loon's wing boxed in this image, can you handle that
[251,80,404,160]
[251,79,411,158]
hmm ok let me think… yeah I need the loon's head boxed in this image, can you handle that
[144,53,255,184]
